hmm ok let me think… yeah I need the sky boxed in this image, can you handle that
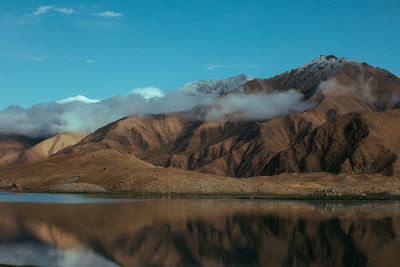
[0,0,399,110]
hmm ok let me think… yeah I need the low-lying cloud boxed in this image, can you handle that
[0,88,312,138]
[130,87,165,100]
[318,75,400,109]
[206,90,313,121]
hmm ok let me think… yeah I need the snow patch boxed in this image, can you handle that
[57,95,100,104]
[295,55,353,76]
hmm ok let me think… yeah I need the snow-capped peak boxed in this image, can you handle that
[295,55,353,75]
[177,74,254,96]
[56,95,100,104]
[272,55,359,86]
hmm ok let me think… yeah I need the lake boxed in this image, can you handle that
[0,193,399,267]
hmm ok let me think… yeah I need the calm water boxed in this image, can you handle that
[0,193,399,267]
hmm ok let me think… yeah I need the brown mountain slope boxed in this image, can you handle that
[264,110,400,176]
[58,103,394,178]
[16,132,84,164]
[1,148,400,197]
[0,134,43,168]
[0,132,84,168]
[59,113,318,177]
[0,149,245,194]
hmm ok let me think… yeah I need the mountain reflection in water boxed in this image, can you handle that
[0,197,399,267]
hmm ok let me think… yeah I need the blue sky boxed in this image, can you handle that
[0,0,399,109]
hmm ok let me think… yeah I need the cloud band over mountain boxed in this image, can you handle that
[0,88,312,138]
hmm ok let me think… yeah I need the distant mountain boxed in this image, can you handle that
[0,132,84,167]
[176,74,253,96]
[0,134,43,168]
[16,132,84,164]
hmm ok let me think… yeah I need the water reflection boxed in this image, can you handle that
[0,242,118,267]
[0,198,399,267]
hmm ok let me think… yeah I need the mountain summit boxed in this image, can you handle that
[295,55,351,74]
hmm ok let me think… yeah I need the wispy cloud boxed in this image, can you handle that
[207,63,237,70]
[247,64,260,69]
[86,59,95,64]
[29,55,47,62]
[31,6,74,16]
[91,11,123,18]
[207,63,260,70]
[54,7,74,15]
[32,6,53,16]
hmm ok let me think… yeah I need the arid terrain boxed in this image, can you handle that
[0,56,399,197]
[0,132,83,167]
[1,142,400,198]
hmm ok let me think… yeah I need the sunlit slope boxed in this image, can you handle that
[17,132,85,164]
[1,147,400,196]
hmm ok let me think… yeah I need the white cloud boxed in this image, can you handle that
[86,59,95,64]
[29,56,47,62]
[207,63,260,70]
[91,11,123,18]
[0,87,313,138]
[32,6,53,16]
[206,90,314,121]
[130,87,165,100]
[54,8,74,15]
[207,63,236,70]
[247,64,260,69]
[56,95,100,104]
[31,6,74,16]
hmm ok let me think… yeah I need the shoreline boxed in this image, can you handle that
[2,189,400,201]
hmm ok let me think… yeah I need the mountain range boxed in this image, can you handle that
[1,55,399,195]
